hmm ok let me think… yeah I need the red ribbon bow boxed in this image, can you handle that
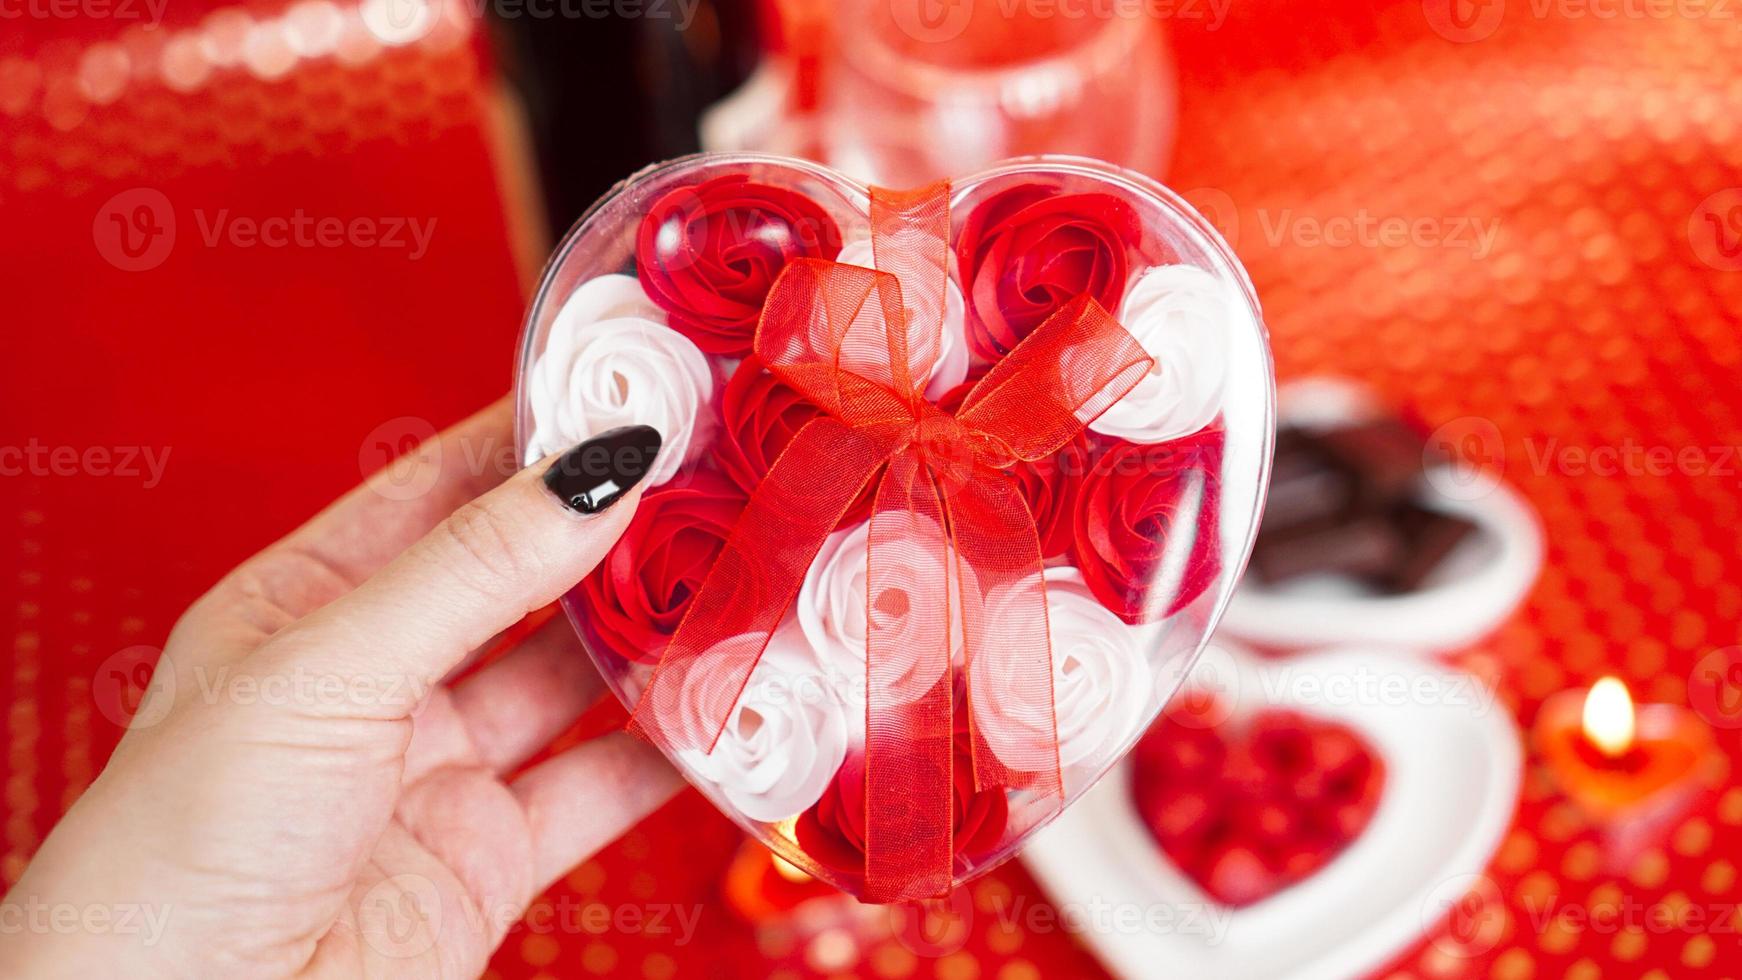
[631,182,1153,902]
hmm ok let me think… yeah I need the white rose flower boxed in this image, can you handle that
[524,273,714,486]
[970,567,1152,771]
[796,513,976,702]
[674,629,851,824]
[1091,263,1231,443]
[834,238,969,400]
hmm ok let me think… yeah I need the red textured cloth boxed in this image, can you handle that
[4,1,1742,978]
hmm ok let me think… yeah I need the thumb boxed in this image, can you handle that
[251,425,663,712]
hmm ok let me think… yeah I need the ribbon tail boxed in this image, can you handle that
[629,417,886,756]
[863,446,955,903]
[948,466,1063,801]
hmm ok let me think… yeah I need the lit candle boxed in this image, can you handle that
[1581,677,1635,759]
[722,840,842,923]
[1535,675,1717,824]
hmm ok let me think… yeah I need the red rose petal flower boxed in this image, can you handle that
[1244,801,1300,847]
[796,753,869,873]
[714,353,824,492]
[1073,429,1224,624]
[1132,704,1387,908]
[715,355,875,524]
[572,471,747,665]
[797,691,1009,879]
[1008,432,1091,558]
[1276,842,1332,881]
[1136,785,1219,854]
[637,175,843,357]
[1137,717,1224,778]
[1200,843,1279,907]
[1249,710,1315,778]
[955,185,1142,361]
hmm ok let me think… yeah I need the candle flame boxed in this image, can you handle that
[771,854,813,883]
[1582,676,1636,757]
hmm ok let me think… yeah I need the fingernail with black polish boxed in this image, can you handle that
[544,425,662,514]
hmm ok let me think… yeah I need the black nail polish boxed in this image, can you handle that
[544,425,662,514]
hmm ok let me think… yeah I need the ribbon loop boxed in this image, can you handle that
[631,180,1154,903]
[957,294,1154,462]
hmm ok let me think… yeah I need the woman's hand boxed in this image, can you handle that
[1,399,680,978]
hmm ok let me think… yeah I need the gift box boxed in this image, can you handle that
[513,152,1273,902]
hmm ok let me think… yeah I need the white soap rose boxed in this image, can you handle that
[834,238,970,400]
[674,629,851,824]
[1091,264,1230,443]
[796,513,977,702]
[970,567,1152,771]
[524,273,714,486]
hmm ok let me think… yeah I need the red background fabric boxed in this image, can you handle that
[4,1,1741,977]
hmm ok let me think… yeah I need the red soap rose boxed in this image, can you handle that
[1134,705,1226,778]
[1200,843,1280,907]
[936,377,1083,558]
[715,355,878,525]
[636,175,843,357]
[572,471,747,664]
[714,354,824,493]
[796,711,1007,878]
[1008,433,1091,559]
[1073,429,1223,623]
[954,185,1141,361]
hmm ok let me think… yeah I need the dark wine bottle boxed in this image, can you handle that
[487,0,764,235]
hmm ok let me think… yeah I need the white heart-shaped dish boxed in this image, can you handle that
[1020,642,1521,980]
